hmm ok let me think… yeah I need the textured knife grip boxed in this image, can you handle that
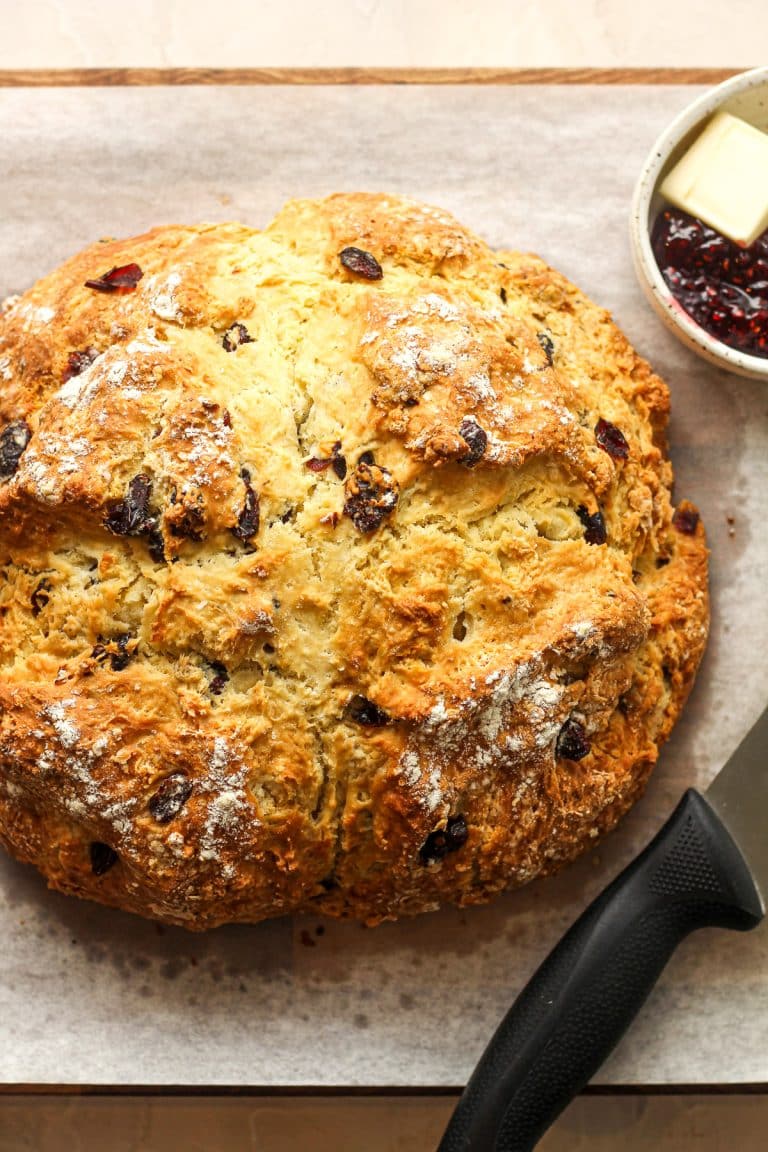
[438,790,764,1152]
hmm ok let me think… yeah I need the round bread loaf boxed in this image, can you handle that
[0,194,708,929]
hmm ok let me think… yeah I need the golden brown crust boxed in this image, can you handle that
[0,194,708,928]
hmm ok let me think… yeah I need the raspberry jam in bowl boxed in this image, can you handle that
[630,67,768,380]
[652,209,768,359]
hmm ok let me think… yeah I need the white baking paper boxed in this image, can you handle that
[0,84,765,1088]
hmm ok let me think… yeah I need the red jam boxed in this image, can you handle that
[651,208,768,359]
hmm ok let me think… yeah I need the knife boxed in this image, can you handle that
[437,706,767,1152]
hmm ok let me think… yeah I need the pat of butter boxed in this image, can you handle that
[660,111,768,247]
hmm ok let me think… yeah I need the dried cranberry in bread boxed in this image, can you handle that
[0,194,708,929]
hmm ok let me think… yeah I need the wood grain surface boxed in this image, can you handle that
[0,66,742,87]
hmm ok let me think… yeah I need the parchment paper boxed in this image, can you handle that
[0,85,766,1088]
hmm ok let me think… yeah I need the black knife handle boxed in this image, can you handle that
[437,789,764,1152]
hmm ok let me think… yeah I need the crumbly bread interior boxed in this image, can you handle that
[0,194,708,928]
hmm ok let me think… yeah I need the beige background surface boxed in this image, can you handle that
[1,0,767,68]
[0,1,766,1148]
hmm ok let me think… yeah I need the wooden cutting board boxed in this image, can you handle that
[0,70,765,1092]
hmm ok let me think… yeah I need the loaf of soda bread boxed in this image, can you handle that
[0,194,708,928]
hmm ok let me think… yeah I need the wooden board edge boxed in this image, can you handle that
[1,1082,767,1096]
[0,66,744,88]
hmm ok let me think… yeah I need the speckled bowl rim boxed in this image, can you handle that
[630,66,768,381]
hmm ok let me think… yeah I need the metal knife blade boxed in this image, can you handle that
[706,703,768,906]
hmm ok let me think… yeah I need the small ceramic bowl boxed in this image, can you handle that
[630,66,768,380]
